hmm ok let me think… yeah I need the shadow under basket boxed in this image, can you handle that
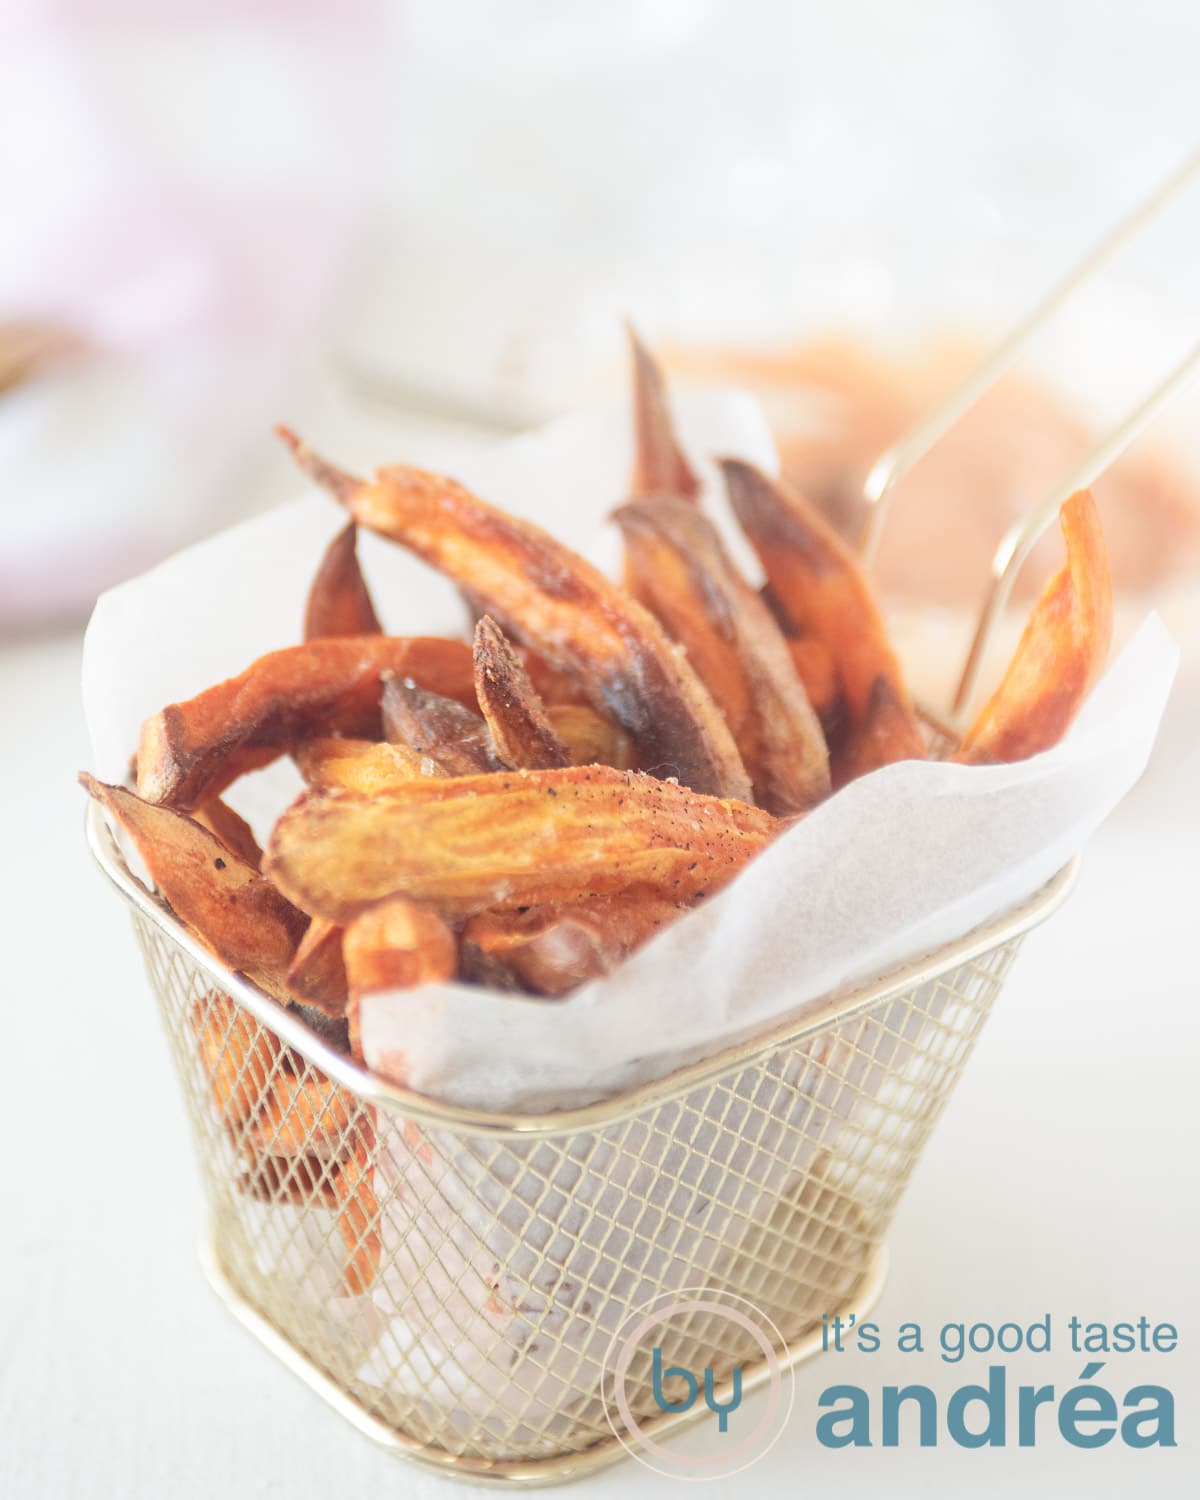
[86,802,1075,1487]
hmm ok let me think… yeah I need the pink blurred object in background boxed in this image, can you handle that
[0,1,383,628]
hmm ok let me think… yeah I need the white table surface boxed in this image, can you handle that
[2,445,1197,1495]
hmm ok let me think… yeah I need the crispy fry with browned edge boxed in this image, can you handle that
[82,775,307,1001]
[460,589,590,704]
[285,916,348,1014]
[333,1144,382,1294]
[278,429,751,800]
[190,994,280,1131]
[461,895,683,997]
[249,1069,358,1159]
[294,737,445,793]
[381,674,496,774]
[265,766,774,924]
[761,581,842,729]
[240,1152,339,1207]
[192,796,263,870]
[304,522,382,640]
[473,615,570,770]
[722,458,925,784]
[784,637,840,729]
[520,647,592,707]
[545,703,635,769]
[343,896,457,1060]
[137,636,475,809]
[628,325,700,501]
[616,496,829,814]
[956,490,1112,765]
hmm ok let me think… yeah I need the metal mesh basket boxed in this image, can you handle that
[86,801,1074,1486]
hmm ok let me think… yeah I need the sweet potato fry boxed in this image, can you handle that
[304,522,382,640]
[473,615,570,770]
[81,775,307,1001]
[240,1152,339,1207]
[956,490,1112,764]
[137,635,475,809]
[192,796,263,870]
[761,582,842,728]
[722,458,925,783]
[545,704,635,769]
[332,1144,382,1295]
[294,737,445,792]
[616,496,829,814]
[189,994,280,1131]
[784,636,840,729]
[278,429,751,800]
[264,766,774,923]
[284,1000,351,1054]
[461,895,683,997]
[381,674,496,774]
[628,324,700,501]
[519,647,592,708]
[249,1068,359,1159]
[459,602,593,707]
[343,896,457,1060]
[284,916,348,1014]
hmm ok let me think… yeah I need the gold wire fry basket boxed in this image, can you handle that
[83,153,1199,1487]
[86,802,1074,1486]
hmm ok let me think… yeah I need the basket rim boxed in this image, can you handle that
[85,800,1076,1137]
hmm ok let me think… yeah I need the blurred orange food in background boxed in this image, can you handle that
[668,337,1200,606]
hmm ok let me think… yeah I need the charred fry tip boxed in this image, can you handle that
[612,494,683,531]
[473,612,504,648]
[624,319,650,360]
[626,323,700,503]
[277,427,362,505]
[78,770,101,796]
[715,455,755,487]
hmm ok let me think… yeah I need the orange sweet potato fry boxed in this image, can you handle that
[545,703,635,769]
[332,1144,382,1295]
[278,429,751,800]
[192,796,263,870]
[518,647,592,707]
[137,636,476,809]
[628,324,701,501]
[284,916,348,1014]
[473,615,570,770]
[956,490,1112,765]
[189,994,280,1132]
[343,896,458,1061]
[81,776,307,1002]
[616,496,829,814]
[239,1151,340,1207]
[249,1068,359,1159]
[784,636,840,728]
[722,458,925,784]
[264,765,774,923]
[460,895,683,997]
[381,674,496,774]
[294,737,445,793]
[304,522,382,640]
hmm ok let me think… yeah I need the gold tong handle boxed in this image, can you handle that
[857,146,1200,725]
[953,338,1200,717]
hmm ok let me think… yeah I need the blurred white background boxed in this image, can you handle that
[1,4,1197,1497]
[5,0,1200,623]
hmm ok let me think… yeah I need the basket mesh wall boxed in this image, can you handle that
[131,907,1022,1470]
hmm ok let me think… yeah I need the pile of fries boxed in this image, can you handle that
[80,333,1111,1284]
